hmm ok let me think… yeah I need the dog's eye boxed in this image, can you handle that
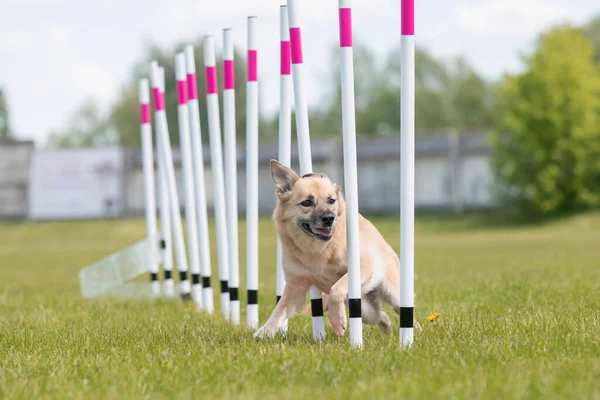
[328,198,337,205]
[300,199,313,207]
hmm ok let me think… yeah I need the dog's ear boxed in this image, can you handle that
[334,183,344,216]
[270,159,299,197]
[334,183,342,195]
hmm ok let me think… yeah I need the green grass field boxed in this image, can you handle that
[1,213,599,399]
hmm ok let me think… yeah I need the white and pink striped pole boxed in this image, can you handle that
[287,0,326,342]
[138,78,160,297]
[246,16,259,330]
[203,35,230,320]
[175,52,202,308]
[149,61,191,300]
[338,0,362,348]
[400,0,415,350]
[154,66,174,297]
[276,5,291,335]
[185,45,214,314]
[222,29,240,325]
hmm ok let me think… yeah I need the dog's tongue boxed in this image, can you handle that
[313,227,332,236]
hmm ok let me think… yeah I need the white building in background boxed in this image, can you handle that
[125,130,496,217]
[0,131,496,221]
[0,138,35,219]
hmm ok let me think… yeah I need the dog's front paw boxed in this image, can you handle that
[253,324,278,340]
[327,300,347,337]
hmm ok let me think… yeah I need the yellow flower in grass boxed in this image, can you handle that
[426,312,441,322]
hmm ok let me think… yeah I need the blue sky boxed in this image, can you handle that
[1,0,598,146]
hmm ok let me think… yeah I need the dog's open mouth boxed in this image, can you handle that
[300,222,333,241]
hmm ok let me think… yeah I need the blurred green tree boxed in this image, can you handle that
[303,39,494,137]
[584,15,600,61]
[48,36,496,148]
[47,37,257,148]
[491,25,600,216]
[46,100,113,148]
[0,87,12,139]
[110,38,254,148]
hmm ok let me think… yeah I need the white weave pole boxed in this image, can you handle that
[138,78,160,297]
[175,52,202,308]
[246,16,259,330]
[400,0,415,349]
[222,28,241,325]
[155,67,174,297]
[287,0,326,341]
[149,61,191,300]
[338,0,362,348]
[185,45,214,314]
[203,35,230,320]
[276,5,291,334]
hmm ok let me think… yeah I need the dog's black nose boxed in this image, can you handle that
[320,212,335,227]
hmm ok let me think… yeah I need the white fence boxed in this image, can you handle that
[1,131,496,221]
[0,139,35,219]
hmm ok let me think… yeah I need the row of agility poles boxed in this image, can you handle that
[138,0,416,349]
[137,17,261,328]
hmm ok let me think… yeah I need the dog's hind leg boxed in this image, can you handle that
[383,281,422,332]
[361,290,392,334]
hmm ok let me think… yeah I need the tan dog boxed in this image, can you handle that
[253,160,420,339]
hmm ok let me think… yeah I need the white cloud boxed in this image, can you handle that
[6,0,64,4]
[0,31,35,52]
[48,24,69,44]
[454,0,582,38]
[1,0,598,144]
[72,63,118,104]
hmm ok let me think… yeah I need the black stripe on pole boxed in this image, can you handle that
[348,298,361,319]
[248,290,258,305]
[400,307,414,328]
[150,272,158,282]
[276,295,281,303]
[202,276,211,288]
[229,287,239,301]
[220,280,228,294]
[159,239,166,249]
[192,274,200,285]
[179,271,188,282]
[164,270,172,280]
[311,299,324,317]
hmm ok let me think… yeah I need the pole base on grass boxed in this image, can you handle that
[180,292,193,302]
[202,287,214,314]
[400,327,414,349]
[151,280,161,296]
[163,279,175,297]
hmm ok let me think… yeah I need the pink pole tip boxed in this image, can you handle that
[224,60,235,89]
[401,0,414,35]
[176,80,187,105]
[187,73,198,100]
[152,87,165,111]
[247,50,257,82]
[289,27,303,65]
[339,8,352,47]
[205,66,217,94]
[280,41,291,75]
[140,103,151,124]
